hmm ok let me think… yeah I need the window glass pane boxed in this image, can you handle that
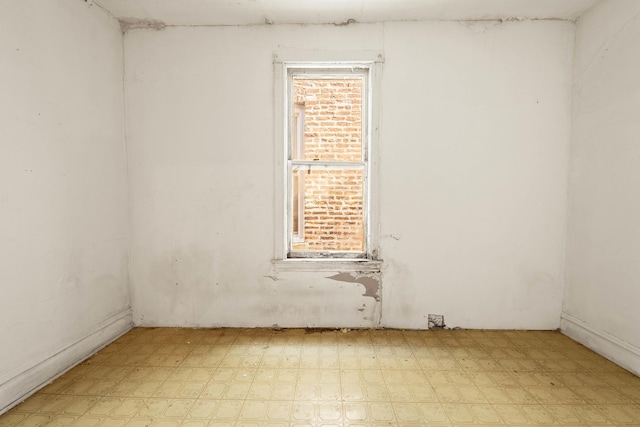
[292,77,363,162]
[291,168,364,252]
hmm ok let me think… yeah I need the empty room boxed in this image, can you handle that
[1,0,639,425]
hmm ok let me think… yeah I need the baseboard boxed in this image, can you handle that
[560,312,640,376]
[0,308,133,415]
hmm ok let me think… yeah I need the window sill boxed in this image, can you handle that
[272,258,382,273]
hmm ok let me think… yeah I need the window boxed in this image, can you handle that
[274,57,381,264]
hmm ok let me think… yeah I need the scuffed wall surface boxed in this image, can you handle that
[125,20,573,329]
[0,0,129,392]
[564,0,640,356]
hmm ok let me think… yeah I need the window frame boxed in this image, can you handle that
[291,103,305,244]
[273,53,382,268]
[288,67,369,259]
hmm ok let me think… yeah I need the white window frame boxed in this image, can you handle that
[273,51,383,271]
[292,103,305,244]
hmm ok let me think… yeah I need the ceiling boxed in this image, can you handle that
[95,0,602,27]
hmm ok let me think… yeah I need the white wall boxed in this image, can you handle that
[126,20,573,329]
[0,0,131,412]
[562,0,640,375]
[380,21,572,329]
[126,25,387,328]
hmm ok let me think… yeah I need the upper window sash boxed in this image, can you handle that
[287,67,370,164]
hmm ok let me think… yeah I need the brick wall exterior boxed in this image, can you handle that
[292,78,364,252]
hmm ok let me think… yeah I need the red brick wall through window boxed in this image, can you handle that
[292,78,364,252]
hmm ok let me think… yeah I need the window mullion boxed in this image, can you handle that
[291,161,365,170]
[286,159,294,254]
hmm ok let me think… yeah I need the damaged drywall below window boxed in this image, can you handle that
[326,271,382,326]
[326,272,381,301]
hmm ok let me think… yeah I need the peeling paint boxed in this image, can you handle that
[119,18,166,32]
[327,272,381,301]
[458,20,505,34]
[334,18,357,27]
[458,17,569,35]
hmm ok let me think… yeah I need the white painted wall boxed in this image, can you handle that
[380,21,572,329]
[126,20,573,329]
[562,0,640,375]
[0,0,131,412]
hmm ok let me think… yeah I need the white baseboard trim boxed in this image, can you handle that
[0,308,133,415]
[560,312,640,376]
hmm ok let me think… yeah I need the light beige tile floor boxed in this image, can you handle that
[1,328,639,426]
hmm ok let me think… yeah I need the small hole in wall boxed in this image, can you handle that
[428,314,445,329]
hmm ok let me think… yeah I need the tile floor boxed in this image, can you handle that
[1,328,639,426]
